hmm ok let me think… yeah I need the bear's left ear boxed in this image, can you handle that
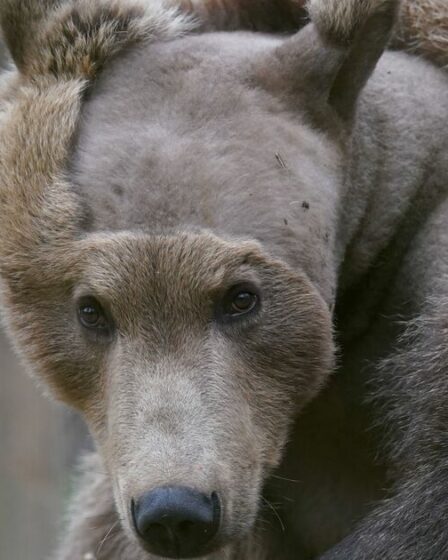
[266,0,398,124]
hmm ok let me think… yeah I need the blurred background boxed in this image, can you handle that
[0,328,89,560]
[0,45,89,560]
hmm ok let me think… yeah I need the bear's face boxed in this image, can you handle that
[34,231,333,554]
[38,34,336,554]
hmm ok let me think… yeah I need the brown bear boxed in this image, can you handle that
[0,1,447,559]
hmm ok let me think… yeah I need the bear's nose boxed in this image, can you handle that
[132,486,221,558]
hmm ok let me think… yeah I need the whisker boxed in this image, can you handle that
[270,474,302,484]
[96,520,120,556]
[261,496,286,533]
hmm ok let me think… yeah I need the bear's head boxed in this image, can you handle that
[0,0,396,556]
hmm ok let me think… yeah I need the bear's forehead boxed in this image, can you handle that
[86,31,282,107]
[73,32,284,149]
[69,32,322,240]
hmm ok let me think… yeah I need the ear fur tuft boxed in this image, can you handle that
[0,0,194,76]
[307,0,398,45]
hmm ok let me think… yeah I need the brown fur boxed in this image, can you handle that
[392,0,448,67]
[0,0,193,404]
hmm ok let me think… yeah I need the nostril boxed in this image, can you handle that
[143,522,173,551]
[178,520,196,534]
[132,486,221,558]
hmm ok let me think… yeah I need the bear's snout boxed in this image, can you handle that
[132,486,221,558]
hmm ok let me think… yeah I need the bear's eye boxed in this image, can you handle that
[230,291,257,313]
[78,297,110,332]
[219,284,261,321]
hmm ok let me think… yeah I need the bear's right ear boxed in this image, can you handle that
[0,0,61,71]
[263,0,398,126]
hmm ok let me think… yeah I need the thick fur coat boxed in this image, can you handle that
[0,1,447,559]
